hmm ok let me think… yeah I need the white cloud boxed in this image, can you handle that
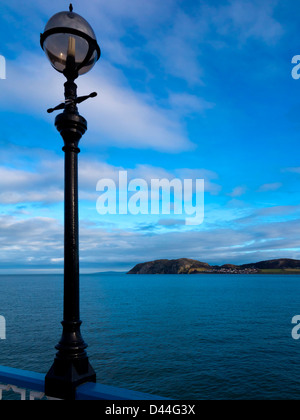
[0,153,221,206]
[228,186,247,197]
[168,93,215,115]
[208,0,283,45]
[0,156,64,205]
[82,73,195,152]
[1,212,300,272]
[283,167,300,174]
[175,168,221,195]
[258,182,282,192]
[147,9,207,85]
[0,54,196,153]
[0,215,63,264]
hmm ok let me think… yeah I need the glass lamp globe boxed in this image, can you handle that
[40,5,101,77]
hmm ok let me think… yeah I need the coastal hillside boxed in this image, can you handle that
[240,259,300,270]
[127,258,210,274]
[127,258,300,274]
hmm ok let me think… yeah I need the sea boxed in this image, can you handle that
[0,272,300,400]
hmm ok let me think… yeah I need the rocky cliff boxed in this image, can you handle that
[127,258,210,274]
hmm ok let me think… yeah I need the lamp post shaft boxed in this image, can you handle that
[63,80,80,322]
[45,81,96,400]
[64,138,80,321]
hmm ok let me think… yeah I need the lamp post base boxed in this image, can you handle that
[45,359,96,400]
[45,320,96,400]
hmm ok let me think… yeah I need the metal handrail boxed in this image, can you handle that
[0,365,169,400]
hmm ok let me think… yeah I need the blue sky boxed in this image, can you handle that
[1,0,300,273]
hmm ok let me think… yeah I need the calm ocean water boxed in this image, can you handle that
[0,273,300,400]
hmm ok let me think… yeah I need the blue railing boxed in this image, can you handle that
[0,365,169,400]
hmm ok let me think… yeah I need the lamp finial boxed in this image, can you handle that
[69,4,73,12]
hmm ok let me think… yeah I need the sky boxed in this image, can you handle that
[1,0,300,273]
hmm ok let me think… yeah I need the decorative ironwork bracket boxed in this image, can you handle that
[47,92,97,113]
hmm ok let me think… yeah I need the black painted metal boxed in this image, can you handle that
[45,79,96,400]
[47,92,97,114]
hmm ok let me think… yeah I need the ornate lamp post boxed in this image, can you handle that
[40,4,101,400]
